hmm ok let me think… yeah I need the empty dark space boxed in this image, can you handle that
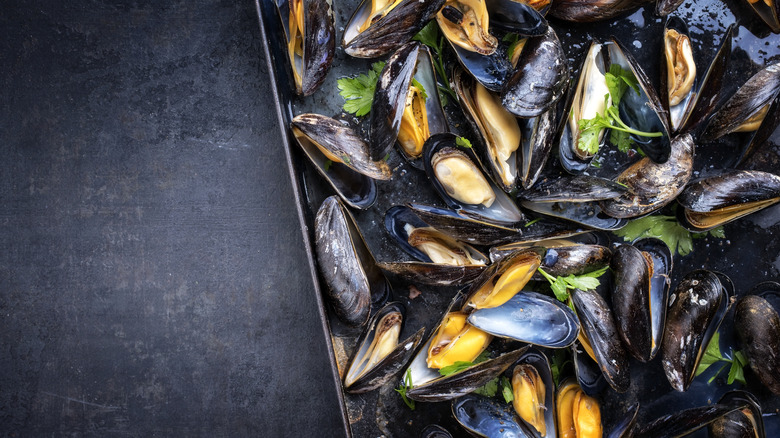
[1,1,346,435]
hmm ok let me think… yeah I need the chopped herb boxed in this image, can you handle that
[411,78,428,101]
[695,331,747,386]
[413,22,457,102]
[438,351,490,376]
[613,215,726,257]
[337,61,386,117]
[473,377,499,397]
[323,159,333,171]
[456,136,473,148]
[524,218,542,227]
[537,266,609,303]
[500,376,514,403]
[383,153,390,162]
[395,369,416,410]
[549,349,570,387]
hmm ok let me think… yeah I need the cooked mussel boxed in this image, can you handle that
[344,302,425,393]
[275,0,335,95]
[663,19,696,124]
[437,0,497,55]
[510,349,556,437]
[709,390,766,438]
[734,294,780,395]
[556,378,603,437]
[462,248,544,310]
[342,0,445,58]
[745,0,780,33]
[314,196,392,326]
[427,311,493,369]
[635,403,747,438]
[661,269,731,392]
[676,169,780,232]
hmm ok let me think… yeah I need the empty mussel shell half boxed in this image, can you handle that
[314,196,392,326]
[343,302,425,393]
[274,0,335,95]
[342,0,445,58]
[610,238,672,362]
[676,169,780,232]
[709,390,766,438]
[452,393,538,437]
[661,269,731,392]
[424,133,525,226]
[600,133,694,219]
[734,293,780,395]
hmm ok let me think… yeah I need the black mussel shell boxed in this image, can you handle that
[607,402,640,438]
[572,287,630,393]
[468,291,580,347]
[407,203,522,246]
[519,107,556,190]
[521,199,629,230]
[745,0,780,33]
[450,43,514,93]
[342,0,444,58]
[344,302,425,393]
[572,341,608,396]
[406,348,527,402]
[701,63,780,143]
[734,294,780,395]
[635,403,746,438]
[423,133,525,226]
[661,269,730,392]
[292,113,392,180]
[549,0,647,22]
[275,0,335,95]
[523,175,627,203]
[488,231,599,263]
[486,0,548,35]
[676,169,780,232]
[501,27,570,118]
[369,43,419,161]
[452,394,538,437]
[378,261,487,286]
[537,244,613,278]
[709,390,766,438]
[314,196,391,326]
[601,133,694,218]
[656,0,685,16]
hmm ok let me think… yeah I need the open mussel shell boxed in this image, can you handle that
[610,239,672,362]
[520,175,630,230]
[314,196,392,326]
[461,247,545,310]
[468,291,580,347]
[488,231,602,263]
[370,44,449,164]
[701,62,780,156]
[536,244,612,278]
[661,269,731,392]
[423,133,526,226]
[572,341,608,396]
[661,19,733,135]
[556,378,603,437]
[607,402,639,438]
[452,394,538,437]
[407,348,528,402]
[549,0,646,22]
[745,0,780,33]
[485,0,549,35]
[342,0,445,59]
[292,113,392,180]
[676,169,780,232]
[571,287,630,393]
[734,294,780,395]
[507,348,557,437]
[519,108,557,190]
[274,0,335,95]
[636,403,749,438]
[709,390,766,438]
[501,27,570,118]
[343,302,425,393]
[601,133,694,219]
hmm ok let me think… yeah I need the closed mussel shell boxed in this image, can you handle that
[536,244,612,279]
[734,294,780,395]
[635,403,746,438]
[314,196,391,326]
[709,390,766,438]
[549,0,646,22]
[661,269,730,392]
[343,302,425,393]
[452,393,538,437]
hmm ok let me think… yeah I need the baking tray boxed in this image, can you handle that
[254,0,780,435]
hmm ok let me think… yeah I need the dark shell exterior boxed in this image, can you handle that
[519,107,556,190]
[734,295,780,395]
[572,287,630,393]
[635,403,745,438]
[344,302,425,393]
[607,402,639,438]
[677,169,780,213]
[420,425,454,438]
[549,0,647,22]
[452,394,537,437]
[572,341,608,396]
[708,390,766,438]
[520,199,629,230]
[342,0,445,58]
[522,175,627,203]
[486,0,548,35]
[600,133,694,218]
[661,269,729,392]
[377,261,487,286]
[501,27,570,118]
[537,244,613,278]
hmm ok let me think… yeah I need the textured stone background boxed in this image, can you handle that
[0,1,346,435]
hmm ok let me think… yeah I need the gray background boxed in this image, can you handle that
[1,0,346,435]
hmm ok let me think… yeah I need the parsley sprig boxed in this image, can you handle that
[395,368,416,410]
[577,64,663,155]
[537,266,609,304]
[413,22,457,103]
[337,62,426,117]
[612,215,725,257]
[695,331,748,386]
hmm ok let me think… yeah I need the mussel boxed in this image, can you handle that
[426,310,493,369]
[462,248,543,310]
[549,0,646,22]
[437,0,497,55]
[636,403,748,438]
[745,0,780,33]
[556,378,603,437]
[708,391,766,438]
[452,393,539,437]
[510,349,556,437]
[734,294,780,395]
[661,270,731,392]
[343,302,425,393]
[275,0,335,95]
[676,169,780,232]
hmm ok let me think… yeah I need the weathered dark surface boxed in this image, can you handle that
[0,1,346,435]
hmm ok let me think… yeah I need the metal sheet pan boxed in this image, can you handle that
[255,0,780,435]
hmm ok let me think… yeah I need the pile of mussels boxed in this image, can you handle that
[269,0,780,434]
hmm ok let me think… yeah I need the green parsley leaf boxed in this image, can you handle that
[412,21,439,49]
[537,266,608,303]
[411,78,428,101]
[456,136,473,148]
[550,349,571,387]
[605,64,638,106]
[500,376,514,403]
[323,159,333,172]
[612,215,723,257]
[524,218,542,227]
[439,361,476,376]
[696,331,723,377]
[610,126,634,153]
[695,331,748,386]
[337,61,386,117]
[395,368,415,410]
[473,377,499,397]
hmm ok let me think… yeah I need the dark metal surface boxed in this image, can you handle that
[1,1,347,435]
